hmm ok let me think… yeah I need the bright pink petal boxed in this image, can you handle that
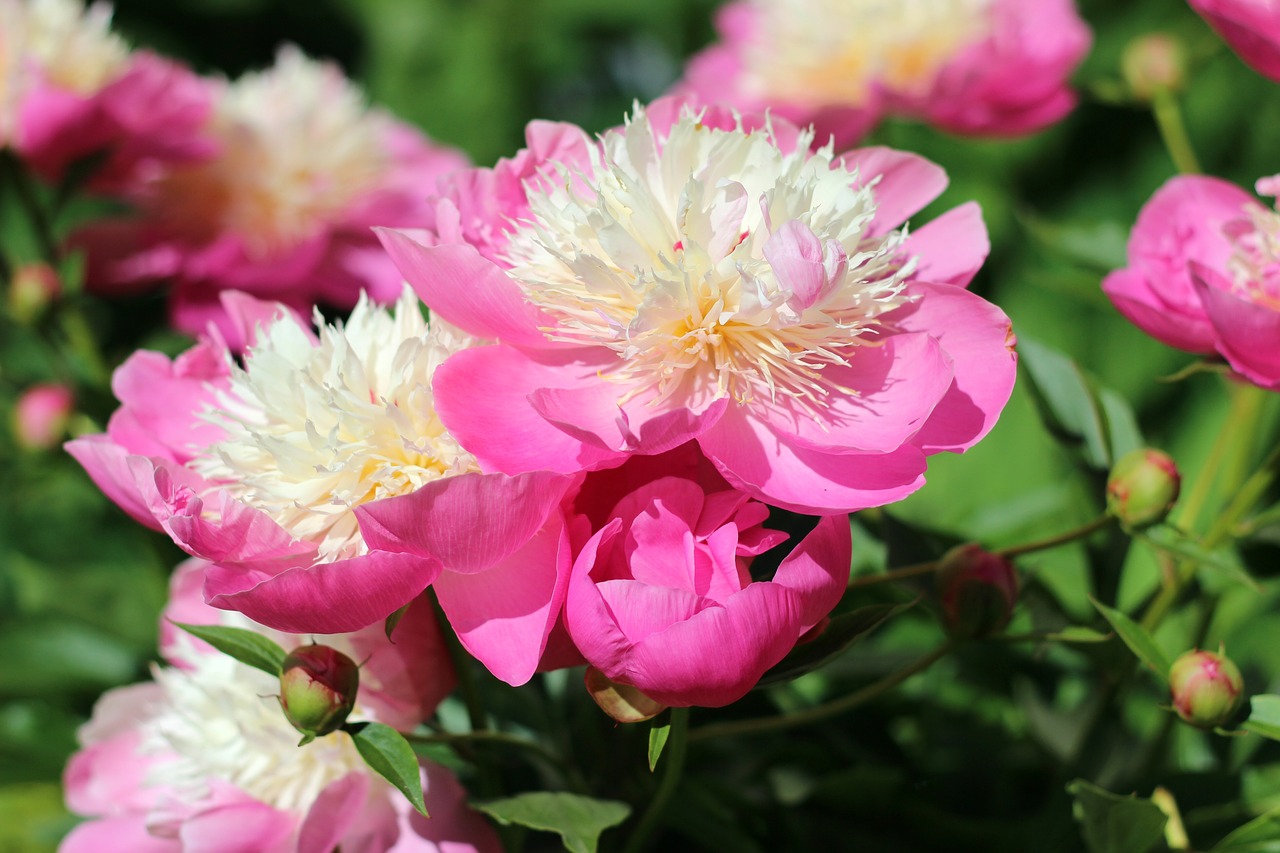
[902,202,989,287]
[348,594,457,729]
[595,580,707,644]
[434,518,572,686]
[298,773,369,853]
[837,147,948,234]
[771,515,851,629]
[1193,273,1280,390]
[376,230,551,346]
[530,383,729,456]
[1190,0,1280,81]
[1102,268,1218,354]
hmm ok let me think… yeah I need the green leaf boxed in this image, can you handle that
[1045,627,1112,644]
[648,721,671,773]
[1138,526,1259,592]
[755,602,911,688]
[1090,599,1171,679]
[1067,779,1167,853]
[384,603,411,641]
[1019,338,1112,469]
[171,622,287,677]
[1212,806,1280,851]
[473,792,630,853]
[345,721,428,817]
[1243,696,1280,742]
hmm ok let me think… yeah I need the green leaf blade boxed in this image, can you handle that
[648,722,671,773]
[1243,696,1280,743]
[171,622,287,676]
[345,721,428,817]
[473,791,631,853]
[1068,779,1167,853]
[1090,599,1171,679]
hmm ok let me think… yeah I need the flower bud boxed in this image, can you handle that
[584,666,667,723]
[279,644,359,742]
[934,544,1018,639]
[1122,33,1185,101]
[1106,448,1180,529]
[1169,649,1244,728]
[8,263,61,324]
[14,384,74,450]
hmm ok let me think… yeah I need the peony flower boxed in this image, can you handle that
[61,561,497,853]
[674,0,1091,148]
[67,289,575,685]
[562,448,850,707]
[72,46,468,348]
[0,0,214,187]
[380,103,1016,516]
[1102,174,1280,390]
[1188,0,1280,82]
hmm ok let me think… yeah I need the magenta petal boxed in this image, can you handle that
[531,383,728,456]
[66,438,168,530]
[204,550,441,634]
[902,202,989,287]
[838,147,948,234]
[771,515,851,629]
[357,471,576,575]
[891,283,1019,453]
[564,520,631,672]
[298,773,369,853]
[1102,269,1218,354]
[218,291,313,352]
[1193,274,1280,390]
[700,407,928,514]
[164,491,316,565]
[433,345,627,474]
[178,801,295,853]
[596,580,707,644]
[376,229,551,346]
[434,518,571,686]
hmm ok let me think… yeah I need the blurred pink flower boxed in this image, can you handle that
[563,449,848,707]
[1103,173,1280,390]
[13,383,73,450]
[1,0,215,187]
[381,102,1016,515]
[61,561,497,853]
[675,0,1091,147]
[71,46,468,348]
[1188,0,1280,81]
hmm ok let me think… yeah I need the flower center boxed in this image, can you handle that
[143,654,364,815]
[501,107,915,412]
[742,0,993,106]
[1226,178,1280,311]
[192,289,479,560]
[152,46,387,254]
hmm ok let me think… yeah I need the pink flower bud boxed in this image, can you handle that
[8,263,62,324]
[1169,649,1244,728]
[1122,33,1185,100]
[934,544,1018,639]
[279,644,359,741]
[14,384,74,450]
[1106,448,1181,529]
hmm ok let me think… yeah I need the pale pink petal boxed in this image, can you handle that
[763,220,828,309]
[837,147,948,234]
[298,773,369,853]
[902,202,989,287]
[60,817,179,853]
[218,291,313,353]
[64,730,161,817]
[347,594,457,730]
[178,800,295,853]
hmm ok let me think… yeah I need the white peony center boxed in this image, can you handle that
[143,654,364,815]
[192,289,479,560]
[501,107,915,411]
[153,45,388,253]
[1226,176,1280,310]
[742,0,993,106]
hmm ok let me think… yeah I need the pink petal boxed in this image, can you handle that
[837,147,948,234]
[763,220,827,309]
[1102,268,1218,354]
[530,383,729,456]
[218,291,314,352]
[434,518,572,686]
[595,580,708,644]
[179,801,295,853]
[1193,272,1280,390]
[298,773,369,853]
[902,202,989,287]
[771,515,851,630]
[376,229,551,347]
[60,817,178,853]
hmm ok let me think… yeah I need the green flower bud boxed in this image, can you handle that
[1169,649,1244,728]
[279,644,359,742]
[1106,448,1180,529]
[8,263,61,324]
[935,544,1018,639]
[1122,33,1185,101]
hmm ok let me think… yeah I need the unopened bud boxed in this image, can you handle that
[935,544,1018,639]
[584,667,667,723]
[1122,33,1185,100]
[1106,448,1180,529]
[279,644,359,742]
[14,384,73,450]
[1169,649,1244,728]
[8,263,61,323]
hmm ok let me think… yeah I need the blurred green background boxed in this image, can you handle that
[4,0,1280,850]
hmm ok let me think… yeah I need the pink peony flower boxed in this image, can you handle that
[1102,174,1280,390]
[72,46,468,348]
[61,561,498,853]
[675,0,1091,147]
[66,290,575,689]
[380,103,1016,516]
[1,0,215,187]
[1188,0,1280,82]
[562,448,850,707]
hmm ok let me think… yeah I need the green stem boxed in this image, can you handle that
[622,707,689,853]
[687,642,954,744]
[403,729,563,769]
[846,559,936,589]
[997,514,1113,559]
[1152,89,1201,174]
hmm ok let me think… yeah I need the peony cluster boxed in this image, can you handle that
[675,0,1092,149]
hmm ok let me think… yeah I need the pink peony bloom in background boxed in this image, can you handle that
[13,382,74,450]
[675,0,1091,147]
[1188,0,1280,82]
[563,449,850,707]
[382,103,1016,515]
[71,46,468,348]
[1103,173,1280,391]
[62,561,498,853]
[0,0,214,187]
[66,289,575,685]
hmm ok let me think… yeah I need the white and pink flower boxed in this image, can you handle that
[380,103,1016,515]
